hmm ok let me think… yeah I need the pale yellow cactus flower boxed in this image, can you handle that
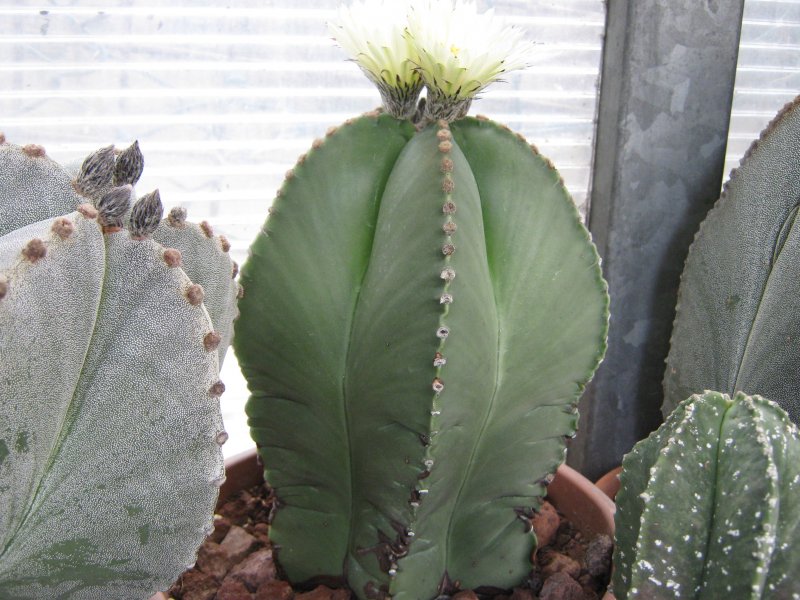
[329,0,535,122]
[328,0,423,119]
[406,0,535,120]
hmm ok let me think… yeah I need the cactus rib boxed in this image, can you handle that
[0,208,226,598]
[0,143,83,237]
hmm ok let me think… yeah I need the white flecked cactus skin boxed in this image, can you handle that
[0,136,237,599]
[614,391,800,600]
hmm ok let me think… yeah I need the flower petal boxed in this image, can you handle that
[406,0,536,119]
[328,0,423,118]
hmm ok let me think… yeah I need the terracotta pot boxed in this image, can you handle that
[152,450,616,600]
[595,466,622,501]
[548,464,616,600]
[591,467,622,600]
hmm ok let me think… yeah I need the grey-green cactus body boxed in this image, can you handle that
[0,210,226,599]
[0,139,239,363]
[234,113,608,599]
[614,391,800,600]
[0,142,84,236]
[664,96,800,423]
[0,138,238,598]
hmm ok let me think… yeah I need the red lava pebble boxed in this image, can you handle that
[165,483,612,600]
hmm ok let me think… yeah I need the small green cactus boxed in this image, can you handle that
[233,4,608,598]
[0,137,238,598]
[664,95,800,423]
[613,391,800,599]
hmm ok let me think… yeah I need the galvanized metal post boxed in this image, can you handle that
[571,0,746,479]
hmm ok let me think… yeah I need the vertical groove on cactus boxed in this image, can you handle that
[339,121,376,585]
[1,213,106,558]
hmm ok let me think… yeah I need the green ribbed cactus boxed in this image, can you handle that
[664,95,800,423]
[233,5,608,598]
[0,137,238,599]
[613,391,800,599]
[236,109,608,600]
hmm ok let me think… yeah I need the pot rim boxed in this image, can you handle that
[594,466,623,502]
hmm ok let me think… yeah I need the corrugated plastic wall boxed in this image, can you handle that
[725,0,800,176]
[0,1,605,259]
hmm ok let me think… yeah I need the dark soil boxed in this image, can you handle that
[166,484,612,600]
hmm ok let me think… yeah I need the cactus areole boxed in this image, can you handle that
[235,114,608,600]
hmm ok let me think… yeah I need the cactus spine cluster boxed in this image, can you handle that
[234,106,608,599]
[613,391,800,599]
[0,137,238,598]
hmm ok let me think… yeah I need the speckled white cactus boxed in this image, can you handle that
[0,136,239,599]
[613,391,800,599]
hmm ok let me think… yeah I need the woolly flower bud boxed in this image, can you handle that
[328,0,423,118]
